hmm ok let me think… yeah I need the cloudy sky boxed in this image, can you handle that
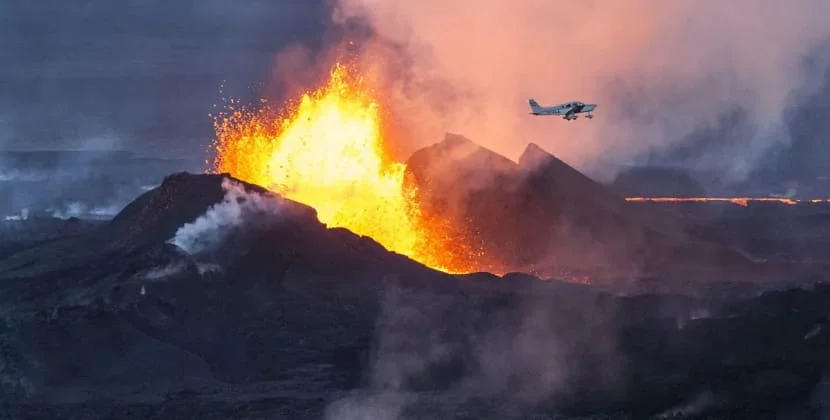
[0,0,328,157]
[332,0,830,183]
[2,0,830,183]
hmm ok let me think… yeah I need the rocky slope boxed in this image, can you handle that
[404,134,817,287]
[0,171,827,418]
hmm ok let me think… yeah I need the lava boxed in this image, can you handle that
[623,197,830,206]
[209,62,481,274]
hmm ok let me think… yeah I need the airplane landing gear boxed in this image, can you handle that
[585,114,594,119]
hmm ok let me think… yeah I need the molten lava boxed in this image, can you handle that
[210,62,481,274]
[623,197,826,206]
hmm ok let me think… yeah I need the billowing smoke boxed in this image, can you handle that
[169,178,286,254]
[331,0,830,182]
[324,281,625,419]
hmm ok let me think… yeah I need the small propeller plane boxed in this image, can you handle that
[528,98,597,120]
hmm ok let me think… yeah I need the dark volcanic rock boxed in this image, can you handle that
[677,200,830,265]
[0,171,828,418]
[405,135,762,283]
[516,143,663,272]
[611,166,708,197]
[106,171,316,247]
[404,133,526,273]
[0,217,103,260]
[0,150,202,221]
[0,172,442,395]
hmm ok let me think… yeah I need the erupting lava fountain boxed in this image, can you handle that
[209,61,480,274]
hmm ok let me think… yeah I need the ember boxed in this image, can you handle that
[209,61,483,274]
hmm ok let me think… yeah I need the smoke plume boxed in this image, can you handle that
[323,280,625,419]
[332,0,830,182]
[169,178,286,254]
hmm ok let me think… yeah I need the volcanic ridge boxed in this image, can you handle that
[0,136,828,418]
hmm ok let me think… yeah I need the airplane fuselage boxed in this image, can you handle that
[529,99,597,120]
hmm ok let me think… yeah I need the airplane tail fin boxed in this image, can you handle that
[528,98,543,113]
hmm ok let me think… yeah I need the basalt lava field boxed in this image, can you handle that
[1,153,829,419]
[1,63,829,419]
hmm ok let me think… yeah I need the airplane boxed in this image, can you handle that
[528,98,597,120]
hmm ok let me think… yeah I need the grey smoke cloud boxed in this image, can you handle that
[323,280,626,419]
[332,0,830,182]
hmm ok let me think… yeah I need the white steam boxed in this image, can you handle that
[169,178,285,254]
[48,202,122,220]
[141,261,190,281]
[0,170,49,182]
[3,208,29,222]
[333,0,830,182]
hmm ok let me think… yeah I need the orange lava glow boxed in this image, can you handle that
[623,197,830,207]
[209,62,481,274]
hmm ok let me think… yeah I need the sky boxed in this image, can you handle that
[333,0,830,184]
[0,0,328,157]
[2,0,830,184]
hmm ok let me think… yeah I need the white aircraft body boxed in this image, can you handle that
[528,98,597,120]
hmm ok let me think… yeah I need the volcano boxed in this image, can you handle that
[404,134,810,287]
[206,61,794,283]
[1,140,829,418]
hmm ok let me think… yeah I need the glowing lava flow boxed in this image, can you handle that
[623,197,830,207]
[209,62,478,274]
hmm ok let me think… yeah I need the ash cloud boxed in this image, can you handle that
[332,0,830,182]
